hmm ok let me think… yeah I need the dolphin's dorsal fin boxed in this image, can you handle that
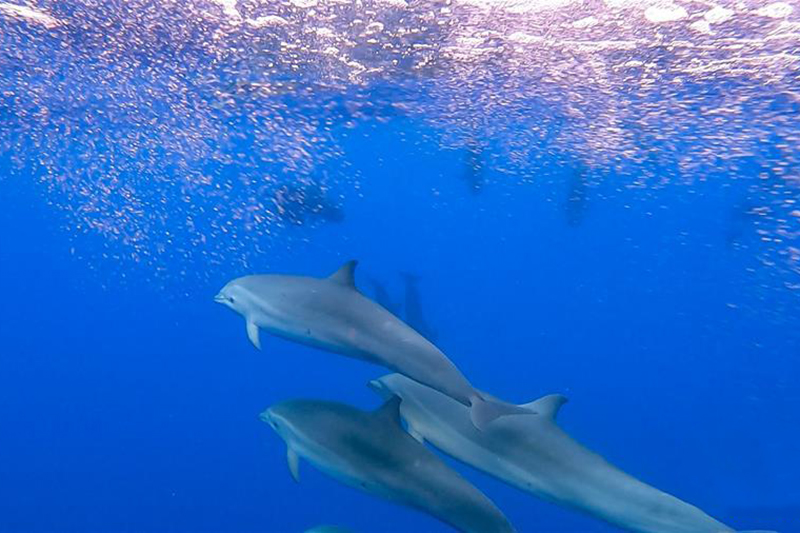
[328,260,358,289]
[521,394,568,421]
[373,396,402,427]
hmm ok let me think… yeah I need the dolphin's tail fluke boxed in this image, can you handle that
[469,395,536,431]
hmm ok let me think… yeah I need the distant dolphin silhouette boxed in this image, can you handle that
[725,196,764,247]
[368,277,401,316]
[261,397,516,533]
[215,260,532,429]
[272,183,344,226]
[370,374,774,533]
[400,272,438,344]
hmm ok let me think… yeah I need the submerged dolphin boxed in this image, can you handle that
[261,397,515,533]
[215,260,530,429]
[370,374,770,533]
[368,276,401,316]
[400,272,438,344]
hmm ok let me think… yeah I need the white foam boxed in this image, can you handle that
[690,19,713,34]
[247,16,288,27]
[376,0,407,6]
[209,0,241,22]
[458,0,578,13]
[573,16,600,29]
[754,2,793,19]
[704,6,734,24]
[0,2,60,28]
[644,3,688,23]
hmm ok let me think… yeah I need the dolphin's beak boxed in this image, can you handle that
[213,293,227,304]
[368,379,391,399]
[260,409,281,432]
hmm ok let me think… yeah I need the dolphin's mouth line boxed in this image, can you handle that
[213,294,227,303]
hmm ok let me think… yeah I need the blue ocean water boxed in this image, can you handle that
[1,1,799,532]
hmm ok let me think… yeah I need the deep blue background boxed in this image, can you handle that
[1,120,798,533]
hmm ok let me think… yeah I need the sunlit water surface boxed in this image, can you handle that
[1,0,797,284]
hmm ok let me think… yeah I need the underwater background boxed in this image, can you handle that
[1,0,799,532]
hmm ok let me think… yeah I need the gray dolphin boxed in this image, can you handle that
[368,276,401,316]
[215,260,531,429]
[370,374,772,533]
[400,272,438,344]
[261,397,516,533]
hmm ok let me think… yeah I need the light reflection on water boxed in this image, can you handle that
[0,0,797,288]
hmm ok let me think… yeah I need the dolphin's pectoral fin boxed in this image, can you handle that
[521,394,568,422]
[373,396,403,427]
[328,260,358,289]
[287,447,300,482]
[246,320,261,350]
[407,424,425,444]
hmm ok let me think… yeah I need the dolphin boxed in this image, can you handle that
[400,272,438,344]
[369,374,772,533]
[261,397,516,533]
[368,276,401,316]
[215,260,531,429]
[272,182,345,226]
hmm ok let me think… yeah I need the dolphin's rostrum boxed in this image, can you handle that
[215,260,532,430]
[261,397,516,533]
